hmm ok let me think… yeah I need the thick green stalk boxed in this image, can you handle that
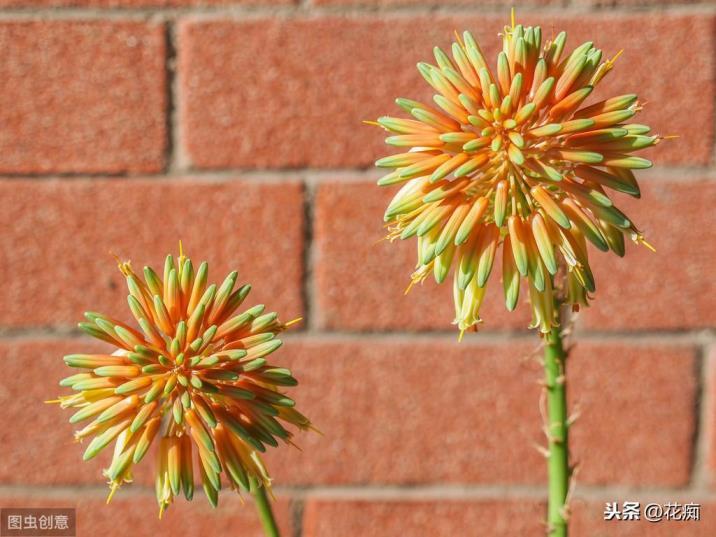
[544,307,569,537]
[251,481,280,537]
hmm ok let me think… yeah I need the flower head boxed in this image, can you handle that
[373,17,660,335]
[52,248,312,516]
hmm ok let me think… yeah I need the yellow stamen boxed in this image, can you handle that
[284,317,303,328]
[404,280,416,295]
[307,423,325,436]
[177,240,186,282]
[607,49,623,67]
[638,237,656,252]
[111,252,133,277]
[106,482,120,504]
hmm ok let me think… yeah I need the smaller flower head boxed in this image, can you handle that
[373,17,661,335]
[53,248,312,516]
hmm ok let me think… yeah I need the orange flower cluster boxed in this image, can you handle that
[373,18,659,334]
[53,251,312,515]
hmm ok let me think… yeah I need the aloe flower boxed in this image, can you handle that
[372,19,659,335]
[52,250,312,517]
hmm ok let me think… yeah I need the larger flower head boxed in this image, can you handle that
[373,17,660,335]
[53,249,312,516]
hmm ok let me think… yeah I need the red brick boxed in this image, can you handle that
[583,180,716,331]
[262,339,694,487]
[0,493,294,537]
[0,178,304,328]
[303,499,715,537]
[0,22,166,174]
[314,180,532,332]
[568,343,696,487]
[0,339,109,485]
[571,500,714,536]
[266,338,544,485]
[303,499,545,537]
[179,14,713,169]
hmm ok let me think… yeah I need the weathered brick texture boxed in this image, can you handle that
[304,499,716,537]
[0,21,167,174]
[0,179,304,327]
[0,494,294,536]
[179,14,714,169]
[303,499,546,537]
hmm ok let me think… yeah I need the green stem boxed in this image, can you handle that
[544,306,569,537]
[251,481,280,537]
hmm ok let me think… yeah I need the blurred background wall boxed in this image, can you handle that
[0,0,714,536]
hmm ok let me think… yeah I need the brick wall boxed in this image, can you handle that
[0,0,714,535]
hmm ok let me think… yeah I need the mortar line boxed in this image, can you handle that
[711,22,716,168]
[300,177,317,332]
[282,484,715,502]
[0,326,713,344]
[163,21,177,174]
[689,344,706,489]
[0,483,713,501]
[285,329,716,346]
[291,497,305,537]
[0,165,714,182]
[164,19,187,173]
[692,342,712,491]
